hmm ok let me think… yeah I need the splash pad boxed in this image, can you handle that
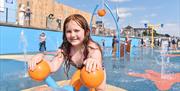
[28,60,104,91]
[89,0,121,59]
[128,70,180,91]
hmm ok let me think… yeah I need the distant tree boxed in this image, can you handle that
[148,30,157,36]
[143,30,147,36]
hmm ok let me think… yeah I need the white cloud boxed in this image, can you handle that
[130,7,146,11]
[116,8,132,19]
[145,13,157,18]
[109,0,131,3]
[161,23,180,37]
[117,8,129,13]
[150,13,157,17]
[139,20,150,24]
[102,18,116,29]
[118,13,132,18]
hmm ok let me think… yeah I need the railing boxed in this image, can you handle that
[0,6,63,31]
[0,7,17,24]
[0,7,118,37]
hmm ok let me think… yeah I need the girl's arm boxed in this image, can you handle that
[28,49,64,73]
[83,43,102,72]
[85,49,102,72]
[47,49,64,72]
[83,44,106,91]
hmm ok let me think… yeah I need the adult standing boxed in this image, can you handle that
[46,14,55,29]
[25,7,32,26]
[18,4,26,26]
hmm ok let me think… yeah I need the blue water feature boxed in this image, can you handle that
[1,25,141,55]
[130,38,140,57]
[0,25,142,59]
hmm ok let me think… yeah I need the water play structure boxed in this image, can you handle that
[80,67,104,88]
[128,70,180,91]
[89,0,121,59]
[144,23,163,48]
[97,9,106,17]
[1,1,180,91]
[70,67,104,91]
[28,60,104,91]
[0,27,179,90]
[28,60,50,81]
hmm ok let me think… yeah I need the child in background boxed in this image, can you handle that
[39,32,47,52]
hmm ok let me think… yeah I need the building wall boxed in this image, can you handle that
[17,0,95,30]
[0,25,62,54]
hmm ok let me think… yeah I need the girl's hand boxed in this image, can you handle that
[28,53,44,71]
[55,49,64,58]
[83,58,101,72]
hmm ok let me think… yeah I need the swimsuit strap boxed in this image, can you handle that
[69,60,84,69]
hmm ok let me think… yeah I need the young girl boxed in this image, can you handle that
[28,14,106,91]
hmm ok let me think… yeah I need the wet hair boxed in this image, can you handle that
[59,14,101,78]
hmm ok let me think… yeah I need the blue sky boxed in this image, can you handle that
[57,0,180,36]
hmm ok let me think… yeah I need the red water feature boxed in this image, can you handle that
[163,54,180,57]
[128,70,180,91]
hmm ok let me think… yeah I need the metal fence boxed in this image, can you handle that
[0,7,17,24]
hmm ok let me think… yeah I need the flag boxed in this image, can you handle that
[6,0,13,4]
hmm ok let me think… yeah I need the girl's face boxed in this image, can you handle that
[65,20,85,47]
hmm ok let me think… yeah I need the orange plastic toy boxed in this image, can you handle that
[70,70,82,91]
[28,60,51,82]
[97,9,106,17]
[80,67,104,88]
[71,69,97,91]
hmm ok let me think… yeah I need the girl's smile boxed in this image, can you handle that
[65,20,85,47]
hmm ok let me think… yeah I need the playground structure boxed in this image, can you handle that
[144,23,163,48]
[97,9,106,17]
[90,0,121,58]
[28,60,50,82]
[28,60,104,91]
[0,0,178,91]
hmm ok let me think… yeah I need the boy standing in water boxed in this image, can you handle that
[39,32,47,52]
[28,14,106,91]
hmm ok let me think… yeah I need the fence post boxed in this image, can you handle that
[6,8,8,23]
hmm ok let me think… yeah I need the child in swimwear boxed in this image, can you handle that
[28,14,106,91]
